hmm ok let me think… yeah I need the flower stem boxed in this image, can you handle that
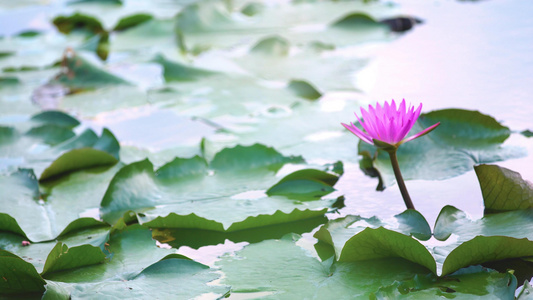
[387,150,415,210]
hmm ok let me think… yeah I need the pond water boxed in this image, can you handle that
[343,0,533,222]
[135,0,533,268]
[1,0,533,297]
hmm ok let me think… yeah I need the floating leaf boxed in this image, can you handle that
[2,110,116,177]
[150,209,326,248]
[67,0,122,5]
[39,129,120,181]
[0,250,46,296]
[41,242,106,277]
[266,168,339,200]
[475,164,533,212]
[314,210,431,260]
[331,13,379,28]
[287,80,322,100]
[433,207,533,275]
[101,144,333,230]
[111,18,175,52]
[433,205,470,241]
[0,165,119,242]
[30,111,80,129]
[521,130,533,138]
[51,49,130,91]
[151,54,215,82]
[250,35,290,56]
[339,227,436,273]
[175,0,392,53]
[359,109,524,187]
[517,280,533,299]
[218,238,514,299]
[53,13,105,35]
[39,225,228,299]
[25,125,76,146]
[442,236,533,276]
[113,13,153,31]
[44,225,176,283]
[41,148,117,181]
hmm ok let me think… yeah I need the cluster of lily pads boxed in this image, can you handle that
[1,0,533,299]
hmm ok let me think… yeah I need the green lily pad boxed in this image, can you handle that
[433,206,533,275]
[433,205,470,241]
[475,164,533,212]
[53,13,106,36]
[0,76,20,87]
[38,224,228,298]
[40,148,118,181]
[0,111,120,178]
[441,236,533,276]
[287,80,322,100]
[111,18,176,53]
[30,111,80,129]
[175,0,392,53]
[67,0,123,5]
[314,209,431,255]
[49,257,228,299]
[100,144,336,229]
[0,163,120,242]
[266,168,339,200]
[41,242,106,277]
[313,211,434,274]
[149,208,327,249]
[371,265,517,299]
[521,130,533,138]
[338,227,436,274]
[0,219,110,275]
[50,50,130,91]
[358,109,525,187]
[517,280,533,299]
[0,250,46,296]
[233,35,370,91]
[151,54,216,82]
[44,225,176,282]
[218,237,515,299]
[2,224,227,299]
[113,13,153,31]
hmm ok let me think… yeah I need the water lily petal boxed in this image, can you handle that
[360,107,379,138]
[341,122,373,145]
[342,99,437,148]
[400,122,441,144]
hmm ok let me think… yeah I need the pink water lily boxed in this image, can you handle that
[341,99,440,147]
[342,99,440,211]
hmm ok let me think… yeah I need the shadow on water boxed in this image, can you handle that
[152,215,327,249]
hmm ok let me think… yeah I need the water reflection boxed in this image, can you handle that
[357,0,533,130]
